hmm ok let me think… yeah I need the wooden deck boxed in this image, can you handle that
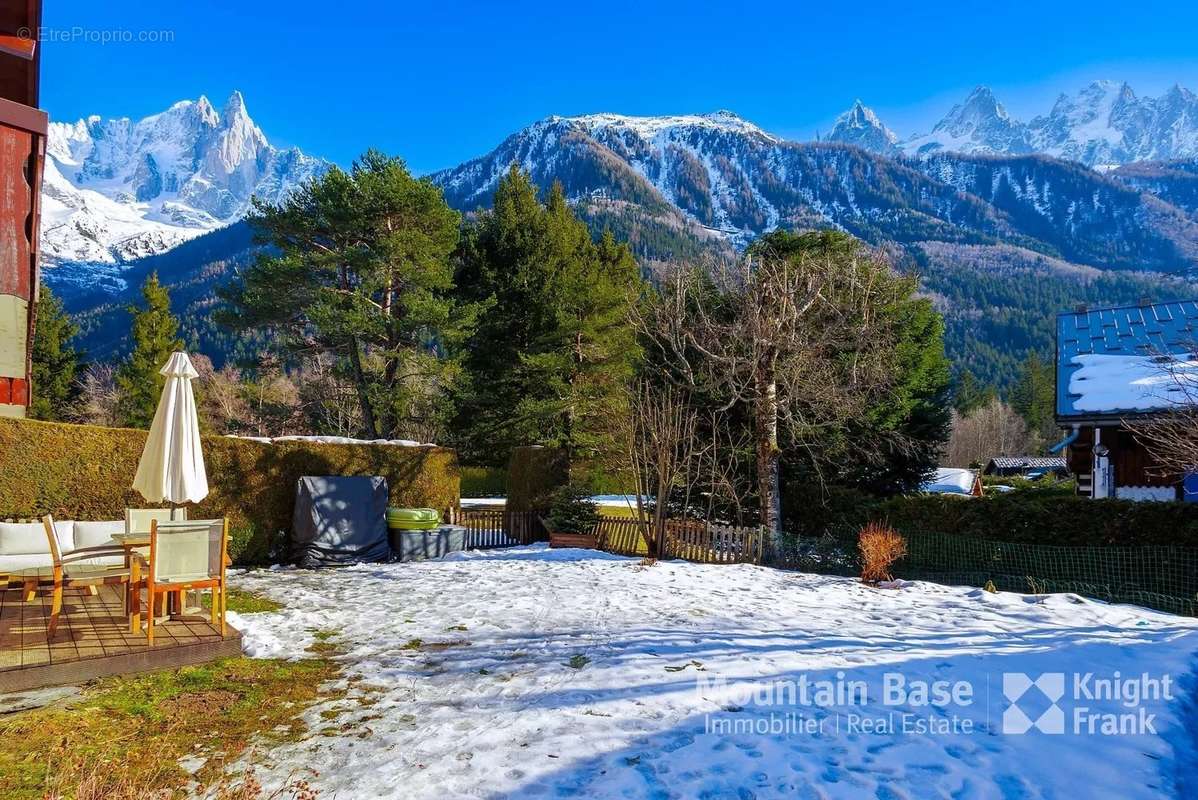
[0,582,242,694]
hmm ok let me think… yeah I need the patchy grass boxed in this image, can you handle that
[202,587,285,614]
[400,638,424,651]
[0,657,341,800]
[305,629,340,657]
[565,654,591,670]
[598,504,639,519]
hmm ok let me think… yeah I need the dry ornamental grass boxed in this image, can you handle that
[858,521,907,584]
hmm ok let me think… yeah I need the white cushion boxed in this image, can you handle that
[72,520,125,550]
[0,552,53,573]
[0,521,73,555]
[64,553,125,570]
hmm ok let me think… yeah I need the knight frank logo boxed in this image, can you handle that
[1002,672,1065,734]
[1000,671,1174,735]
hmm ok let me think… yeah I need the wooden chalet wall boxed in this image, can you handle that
[1067,425,1179,499]
[0,1,43,418]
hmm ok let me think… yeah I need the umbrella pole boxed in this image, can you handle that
[169,502,199,615]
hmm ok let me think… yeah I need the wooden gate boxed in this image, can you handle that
[450,508,546,549]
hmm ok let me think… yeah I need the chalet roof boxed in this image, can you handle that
[1056,300,1198,419]
[985,456,1067,470]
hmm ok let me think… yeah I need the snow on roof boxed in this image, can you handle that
[226,435,436,447]
[1056,300,1198,418]
[1067,353,1197,414]
[920,467,978,495]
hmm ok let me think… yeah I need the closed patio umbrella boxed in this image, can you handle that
[132,352,209,506]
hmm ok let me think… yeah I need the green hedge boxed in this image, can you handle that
[880,493,1198,548]
[784,484,1198,548]
[0,417,460,565]
[461,465,507,497]
[506,446,569,512]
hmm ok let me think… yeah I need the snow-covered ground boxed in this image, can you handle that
[228,546,1198,799]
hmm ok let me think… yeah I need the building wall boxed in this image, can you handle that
[0,116,39,418]
[1066,424,1179,499]
[0,2,44,418]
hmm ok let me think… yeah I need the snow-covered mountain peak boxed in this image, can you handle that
[826,100,899,154]
[219,90,258,135]
[904,86,1032,157]
[837,100,879,126]
[41,91,327,292]
[942,86,1013,129]
[222,90,246,115]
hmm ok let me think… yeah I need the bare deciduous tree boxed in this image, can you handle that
[69,364,122,427]
[1128,351,1198,476]
[635,232,914,549]
[619,380,700,557]
[297,354,365,437]
[943,398,1034,468]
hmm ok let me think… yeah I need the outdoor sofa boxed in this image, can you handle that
[0,519,127,579]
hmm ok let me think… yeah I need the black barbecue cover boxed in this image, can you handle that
[291,476,390,568]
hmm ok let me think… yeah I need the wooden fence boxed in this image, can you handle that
[595,518,648,556]
[447,507,762,565]
[594,517,765,565]
[448,508,546,548]
[663,519,766,564]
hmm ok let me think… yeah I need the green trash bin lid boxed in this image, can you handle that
[387,507,441,530]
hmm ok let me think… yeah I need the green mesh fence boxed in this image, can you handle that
[770,530,1198,617]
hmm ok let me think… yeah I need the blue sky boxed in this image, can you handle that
[40,0,1198,174]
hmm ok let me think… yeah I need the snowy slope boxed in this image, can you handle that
[434,110,784,240]
[227,546,1198,799]
[41,91,327,292]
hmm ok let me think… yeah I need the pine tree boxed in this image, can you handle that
[453,168,643,464]
[953,369,997,414]
[117,273,183,428]
[224,150,464,440]
[1010,352,1056,447]
[837,292,953,494]
[29,283,82,421]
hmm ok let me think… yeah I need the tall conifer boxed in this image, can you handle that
[117,273,183,428]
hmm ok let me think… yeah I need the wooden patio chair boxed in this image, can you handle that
[125,507,189,615]
[139,519,228,646]
[38,514,140,640]
[125,507,187,535]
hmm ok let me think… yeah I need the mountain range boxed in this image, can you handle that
[47,84,1198,389]
[41,91,326,292]
[831,81,1198,167]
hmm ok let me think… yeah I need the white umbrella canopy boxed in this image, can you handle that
[132,352,210,505]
